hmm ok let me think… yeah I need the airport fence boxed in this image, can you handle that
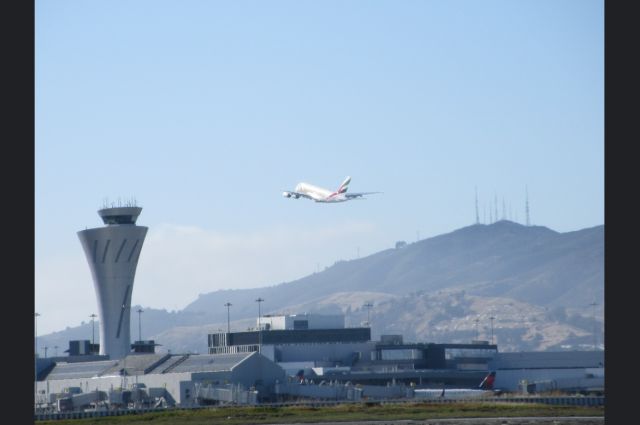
[34,396,604,421]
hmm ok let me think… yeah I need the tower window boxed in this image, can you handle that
[103,215,136,225]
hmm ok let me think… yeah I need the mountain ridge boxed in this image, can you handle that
[184,221,603,319]
[39,221,604,353]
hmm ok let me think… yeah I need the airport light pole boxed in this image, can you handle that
[363,303,373,327]
[34,312,40,357]
[34,312,40,385]
[43,346,48,359]
[489,316,495,345]
[224,302,232,333]
[255,298,264,354]
[137,308,144,342]
[89,313,97,350]
[474,318,480,341]
[590,301,598,350]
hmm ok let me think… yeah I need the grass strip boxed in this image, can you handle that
[36,401,604,425]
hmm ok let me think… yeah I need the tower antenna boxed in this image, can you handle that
[525,185,531,226]
[494,194,498,223]
[475,187,480,224]
[502,197,506,220]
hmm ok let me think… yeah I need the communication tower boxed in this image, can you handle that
[475,187,479,224]
[525,186,531,226]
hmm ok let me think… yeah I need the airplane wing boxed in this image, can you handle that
[344,192,382,199]
[282,191,315,200]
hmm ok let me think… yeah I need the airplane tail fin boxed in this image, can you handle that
[337,176,351,194]
[479,371,496,390]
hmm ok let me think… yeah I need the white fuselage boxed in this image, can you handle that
[295,182,347,202]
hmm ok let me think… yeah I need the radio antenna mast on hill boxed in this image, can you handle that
[475,187,479,224]
[502,197,506,220]
[525,185,531,226]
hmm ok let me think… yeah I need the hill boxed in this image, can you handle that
[184,221,603,322]
[39,221,604,354]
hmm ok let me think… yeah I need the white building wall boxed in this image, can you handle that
[37,353,285,407]
[36,371,237,406]
[229,353,286,389]
[36,372,193,406]
[260,344,275,361]
[259,314,345,330]
[260,316,286,330]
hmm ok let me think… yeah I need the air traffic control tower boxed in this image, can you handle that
[78,206,148,359]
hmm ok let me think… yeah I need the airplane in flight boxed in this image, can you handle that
[413,371,501,399]
[282,176,380,203]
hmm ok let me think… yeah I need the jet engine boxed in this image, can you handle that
[282,192,291,198]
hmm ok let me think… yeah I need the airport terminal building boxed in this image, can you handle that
[207,313,502,387]
[35,313,604,413]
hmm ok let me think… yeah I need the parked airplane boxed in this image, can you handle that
[414,371,501,399]
[282,176,380,203]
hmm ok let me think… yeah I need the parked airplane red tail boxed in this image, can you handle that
[479,371,496,390]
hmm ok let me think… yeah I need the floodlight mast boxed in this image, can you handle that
[489,316,495,344]
[255,298,264,353]
[137,308,144,342]
[363,302,373,327]
[224,302,232,333]
[89,314,97,349]
[34,312,40,385]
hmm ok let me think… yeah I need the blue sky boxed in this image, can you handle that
[35,0,603,335]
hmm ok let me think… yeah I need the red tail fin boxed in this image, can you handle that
[479,371,496,389]
[337,176,351,194]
